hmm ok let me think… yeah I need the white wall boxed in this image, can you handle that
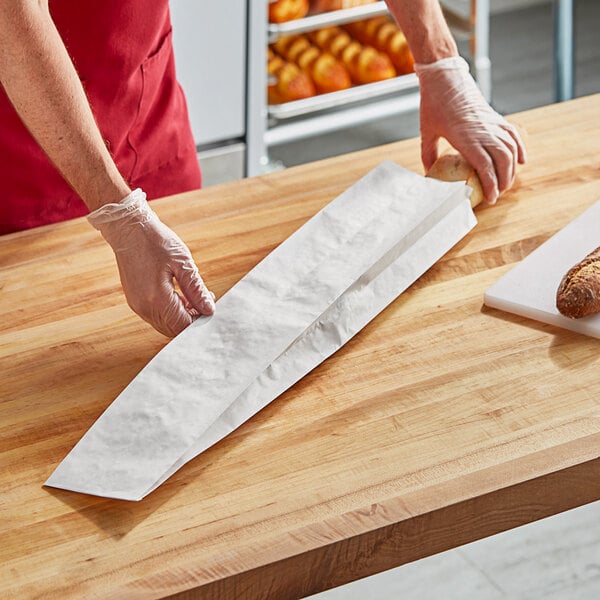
[171,0,247,147]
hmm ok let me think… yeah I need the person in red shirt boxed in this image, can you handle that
[0,1,215,337]
[0,1,524,337]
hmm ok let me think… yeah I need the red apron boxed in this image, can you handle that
[0,1,201,235]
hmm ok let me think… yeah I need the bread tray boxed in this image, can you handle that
[268,73,418,120]
[268,2,389,43]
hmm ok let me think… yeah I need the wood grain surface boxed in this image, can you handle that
[1,95,600,600]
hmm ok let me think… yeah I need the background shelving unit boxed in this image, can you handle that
[246,1,490,177]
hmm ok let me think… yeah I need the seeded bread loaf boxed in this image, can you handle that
[556,246,600,318]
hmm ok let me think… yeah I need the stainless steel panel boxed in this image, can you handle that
[268,74,418,119]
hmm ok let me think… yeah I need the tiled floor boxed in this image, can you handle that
[201,1,600,598]
[306,502,600,600]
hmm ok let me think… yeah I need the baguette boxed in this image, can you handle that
[556,247,600,318]
[308,26,396,85]
[273,35,352,94]
[269,0,309,23]
[268,48,316,104]
[344,16,415,75]
[426,153,485,209]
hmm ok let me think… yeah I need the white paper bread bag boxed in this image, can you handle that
[45,161,476,500]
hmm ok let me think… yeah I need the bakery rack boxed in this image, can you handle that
[246,1,490,176]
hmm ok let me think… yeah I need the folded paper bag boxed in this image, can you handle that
[45,161,476,501]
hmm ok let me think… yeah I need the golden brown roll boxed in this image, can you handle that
[269,0,310,23]
[307,26,396,85]
[556,247,600,318]
[344,16,415,75]
[267,47,316,104]
[273,34,352,94]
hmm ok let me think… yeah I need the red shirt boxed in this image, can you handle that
[0,1,200,234]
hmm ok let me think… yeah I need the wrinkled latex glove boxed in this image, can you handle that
[415,56,526,204]
[87,189,215,337]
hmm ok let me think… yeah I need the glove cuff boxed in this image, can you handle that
[87,188,151,229]
[414,56,470,75]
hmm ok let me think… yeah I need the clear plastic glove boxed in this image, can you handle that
[87,189,215,337]
[415,56,526,204]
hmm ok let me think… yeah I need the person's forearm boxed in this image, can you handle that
[0,1,130,210]
[384,0,458,63]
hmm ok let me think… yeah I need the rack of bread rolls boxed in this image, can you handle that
[247,1,490,176]
[267,0,420,119]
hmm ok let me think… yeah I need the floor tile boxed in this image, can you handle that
[459,502,600,598]
[306,548,505,600]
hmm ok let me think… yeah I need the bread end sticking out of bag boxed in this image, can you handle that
[425,153,485,209]
[556,246,600,319]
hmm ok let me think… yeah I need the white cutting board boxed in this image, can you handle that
[484,199,600,338]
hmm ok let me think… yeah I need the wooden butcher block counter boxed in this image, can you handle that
[1,95,600,600]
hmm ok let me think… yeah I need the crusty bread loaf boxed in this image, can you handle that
[344,16,415,75]
[268,48,316,104]
[307,26,396,84]
[273,35,352,94]
[269,0,309,23]
[556,246,600,318]
[425,153,485,209]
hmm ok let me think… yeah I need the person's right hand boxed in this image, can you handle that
[415,56,526,204]
[87,189,215,337]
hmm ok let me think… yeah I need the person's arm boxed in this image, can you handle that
[385,0,458,63]
[384,0,526,204]
[0,1,214,336]
[0,1,130,208]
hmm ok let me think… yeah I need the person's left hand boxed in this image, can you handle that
[415,56,527,204]
[87,189,215,337]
